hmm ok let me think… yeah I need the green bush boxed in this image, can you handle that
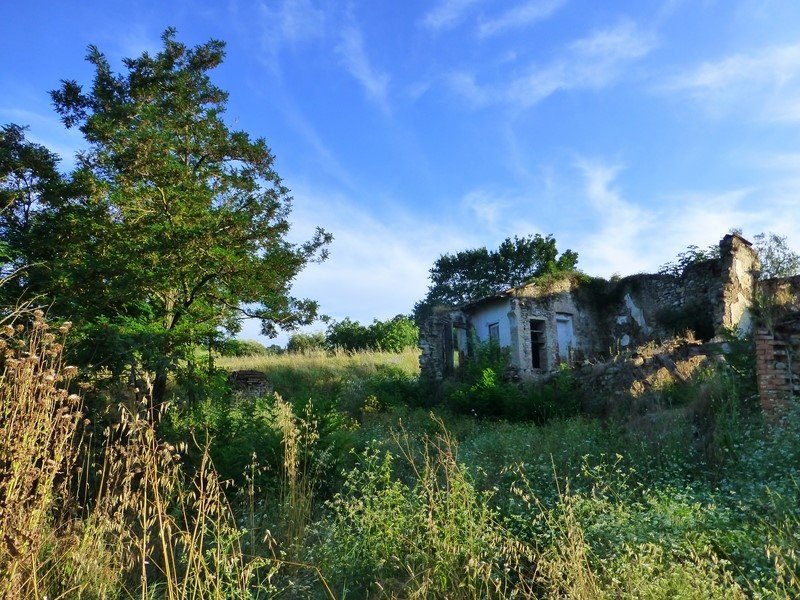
[526,365,582,423]
[219,338,272,357]
[325,315,419,353]
[287,331,326,353]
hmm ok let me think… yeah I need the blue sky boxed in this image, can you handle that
[3,0,800,344]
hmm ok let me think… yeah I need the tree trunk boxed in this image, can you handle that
[150,368,169,422]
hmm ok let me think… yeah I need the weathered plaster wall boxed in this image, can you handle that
[717,234,761,333]
[470,299,513,347]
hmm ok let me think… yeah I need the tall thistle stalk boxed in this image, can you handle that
[0,311,81,596]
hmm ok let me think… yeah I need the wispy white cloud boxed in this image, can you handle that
[569,158,795,277]
[450,20,658,109]
[477,0,567,39]
[421,0,485,32]
[276,0,325,43]
[336,24,391,111]
[258,0,325,69]
[575,159,654,275]
[661,42,800,122]
[285,185,475,326]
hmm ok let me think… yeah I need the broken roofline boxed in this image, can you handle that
[454,232,757,313]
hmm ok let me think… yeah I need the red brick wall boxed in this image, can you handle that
[755,328,793,415]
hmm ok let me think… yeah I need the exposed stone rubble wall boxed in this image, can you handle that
[228,370,272,397]
[419,312,455,380]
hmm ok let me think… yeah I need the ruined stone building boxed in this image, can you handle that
[419,233,761,381]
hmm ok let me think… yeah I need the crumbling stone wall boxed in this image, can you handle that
[419,311,456,380]
[419,234,762,380]
[717,234,761,332]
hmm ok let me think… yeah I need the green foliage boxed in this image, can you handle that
[446,339,581,423]
[7,323,800,597]
[5,29,331,405]
[526,365,582,423]
[754,231,800,279]
[0,124,63,295]
[313,427,535,598]
[414,233,578,322]
[325,314,419,352]
[368,314,419,352]
[659,244,720,277]
[447,338,516,417]
[324,317,371,351]
[220,338,272,357]
[287,331,326,353]
[656,301,716,340]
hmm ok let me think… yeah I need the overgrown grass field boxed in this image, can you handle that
[2,321,800,598]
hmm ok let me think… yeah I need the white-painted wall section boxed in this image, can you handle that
[471,299,513,347]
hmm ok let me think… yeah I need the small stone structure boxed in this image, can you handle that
[227,369,272,397]
[420,234,762,382]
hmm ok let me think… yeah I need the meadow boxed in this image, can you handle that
[2,318,799,599]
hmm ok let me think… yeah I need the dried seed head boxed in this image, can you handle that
[43,333,55,344]
[59,321,72,334]
[33,309,44,319]
[15,324,24,333]
[64,365,78,378]
[67,394,81,403]
[2,325,13,337]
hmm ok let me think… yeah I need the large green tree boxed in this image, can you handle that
[414,234,578,322]
[0,124,63,290]
[9,29,331,405]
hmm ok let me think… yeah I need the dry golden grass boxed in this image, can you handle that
[217,347,420,377]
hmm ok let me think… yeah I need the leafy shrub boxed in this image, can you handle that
[525,364,582,423]
[287,331,326,353]
[220,338,272,357]
[369,315,419,352]
[313,425,536,598]
[326,315,419,353]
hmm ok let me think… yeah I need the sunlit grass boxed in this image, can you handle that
[216,346,420,375]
